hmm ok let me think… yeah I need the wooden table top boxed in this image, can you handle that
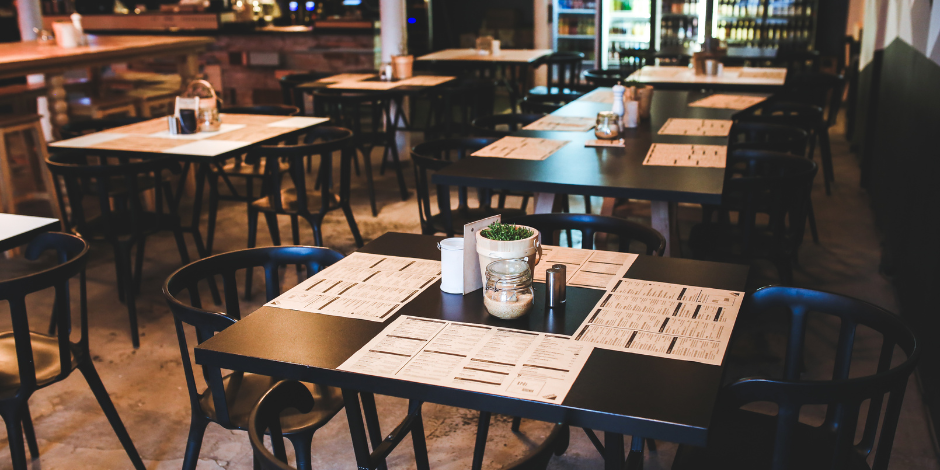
[0,35,214,80]
[296,73,457,93]
[49,114,328,162]
[417,48,553,64]
[627,66,787,90]
[0,214,60,252]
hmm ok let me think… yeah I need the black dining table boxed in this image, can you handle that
[194,232,750,469]
[431,89,770,256]
[625,65,788,92]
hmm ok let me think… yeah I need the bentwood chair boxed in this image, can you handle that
[249,380,315,470]
[206,104,301,254]
[672,286,920,470]
[469,113,546,211]
[689,150,817,285]
[245,126,364,259]
[59,116,147,139]
[523,52,586,112]
[279,72,333,114]
[0,232,144,470]
[162,246,346,470]
[423,77,496,139]
[312,89,409,216]
[726,121,819,243]
[411,138,528,237]
[46,153,190,348]
[508,213,666,256]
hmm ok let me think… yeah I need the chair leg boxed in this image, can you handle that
[21,405,39,460]
[305,215,324,247]
[472,411,491,470]
[340,203,364,247]
[511,416,522,432]
[387,142,409,201]
[819,128,835,195]
[807,199,820,244]
[78,361,146,470]
[206,173,220,255]
[133,239,147,294]
[290,215,301,245]
[285,431,315,470]
[245,208,260,299]
[359,148,378,217]
[115,245,140,348]
[1,405,29,469]
[263,212,282,246]
[180,414,209,470]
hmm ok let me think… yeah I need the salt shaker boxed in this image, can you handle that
[545,264,566,308]
[612,82,625,120]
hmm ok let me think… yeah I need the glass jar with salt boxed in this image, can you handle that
[483,259,534,320]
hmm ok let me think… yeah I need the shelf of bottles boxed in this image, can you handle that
[659,0,704,50]
[713,0,817,58]
[553,0,598,63]
[600,0,653,69]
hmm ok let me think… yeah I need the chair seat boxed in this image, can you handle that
[526,86,585,101]
[0,331,79,399]
[426,207,528,235]
[199,372,344,434]
[671,408,871,470]
[251,187,340,215]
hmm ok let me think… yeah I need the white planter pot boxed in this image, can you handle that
[475,226,541,284]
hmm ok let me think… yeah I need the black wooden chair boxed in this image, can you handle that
[672,285,920,470]
[46,153,190,347]
[279,72,333,114]
[523,52,586,112]
[206,104,302,254]
[249,380,316,470]
[162,246,347,470]
[411,138,528,237]
[470,113,544,138]
[508,213,666,255]
[423,77,496,139]
[583,69,628,88]
[59,116,148,139]
[245,126,363,256]
[312,89,408,216]
[0,232,144,469]
[688,150,817,285]
[727,121,819,243]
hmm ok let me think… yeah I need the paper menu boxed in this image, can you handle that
[657,118,732,137]
[395,75,456,86]
[532,245,638,290]
[523,116,596,132]
[572,264,744,366]
[315,73,375,83]
[338,316,593,404]
[687,94,767,110]
[265,252,441,322]
[471,136,570,161]
[642,143,727,168]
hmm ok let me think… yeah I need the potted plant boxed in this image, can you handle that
[391,25,413,79]
[475,222,541,283]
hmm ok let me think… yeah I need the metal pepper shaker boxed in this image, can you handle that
[546,264,567,308]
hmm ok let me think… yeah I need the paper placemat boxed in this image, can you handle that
[315,73,375,83]
[327,80,402,90]
[265,252,441,322]
[688,94,767,110]
[532,245,638,290]
[267,116,330,128]
[642,143,727,168]
[657,118,733,137]
[339,316,593,405]
[523,115,596,132]
[395,76,456,87]
[163,140,250,156]
[471,136,570,161]
[148,123,247,140]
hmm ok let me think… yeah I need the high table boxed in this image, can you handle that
[416,49,553,112]
[626,65,788,92]
[0,35,214,132]
[432,89,770,256]
[194,232,750,469]
[0,213,59,252]
[49,114,329,257]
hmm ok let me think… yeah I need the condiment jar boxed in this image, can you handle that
[483,259,534,320]
[595,111,622,139]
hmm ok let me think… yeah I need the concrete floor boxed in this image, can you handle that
[0,110,937,469]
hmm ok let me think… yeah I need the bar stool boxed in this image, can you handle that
[0,114,60,219]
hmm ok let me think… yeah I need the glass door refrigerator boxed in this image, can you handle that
[598,0,654,69]
[712,0,818,59]
[658,0,706,53]
[552,0,599,67]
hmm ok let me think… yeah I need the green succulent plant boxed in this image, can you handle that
[480,222,533,241]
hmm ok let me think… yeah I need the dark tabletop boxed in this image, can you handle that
[431,89,769,205]
[195,232,750,446]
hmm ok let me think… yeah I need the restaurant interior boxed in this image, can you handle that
[0,0,937,468]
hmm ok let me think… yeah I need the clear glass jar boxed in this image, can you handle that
[483,259,534,320]
[595,111,622,140]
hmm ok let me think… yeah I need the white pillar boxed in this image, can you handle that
[16,0,44,41]
[379,0,406,62]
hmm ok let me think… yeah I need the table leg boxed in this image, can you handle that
[650,200,680,257]
[533,192,556,214]
[45,74,68,139]
[188,163,210,258]
[605,432,625,470]
[626,435,645,470]
[342,389,377,470]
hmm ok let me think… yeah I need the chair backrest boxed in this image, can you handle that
[583,69,628,88]
[278,72,333,111]
[248,380,315,470]
[721,149,817,253]
[0,232,89,396]
[470,114,544,138]
[221,105,300,116]
[45,153,181,238]
[782,72,846,127]
[538,52,585,94]
[426,77,497,138]
[59,117,148,139]
[411,137,498,235]
[725,286,920,470]
[612,47,651,74]
[162,246,343,428]
[728,121,808,157]
[654,51,692,66]
[310,90,395,137]
[245,126,354,215]
[506,213,666,256]
[741,101,825,134]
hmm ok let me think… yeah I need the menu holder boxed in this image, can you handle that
[463,215,500,294]
[642,143,727,168]
[657,118,733,137]
[471,136,570,161]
